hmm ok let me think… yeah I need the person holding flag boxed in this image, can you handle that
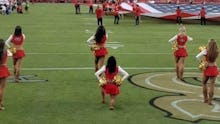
[134,4,141,25]
[113,3,120,24]
[199,7,206,25]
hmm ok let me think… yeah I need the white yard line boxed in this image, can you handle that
[15,67,199,71]
[25,52,172,55]
[25,52,203,55]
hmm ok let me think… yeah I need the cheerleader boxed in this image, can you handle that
[196,39,219,105]
[6,25,25,83]
[95,56,129,110]
[168,25,193,80]
[0,39,10,110]
[87,25,108,72]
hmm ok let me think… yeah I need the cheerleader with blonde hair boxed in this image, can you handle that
[196,39,219,105]
[168,25,193,80]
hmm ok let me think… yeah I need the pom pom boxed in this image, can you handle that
[198,61,207,71]
[90,43,100,51]
[8,47,16,54]
[98,76,106,87]
[172,41,178,51]
[113,75,122,86]
[197,45,207,71]
[198,46,206,52]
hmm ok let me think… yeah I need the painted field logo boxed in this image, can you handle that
[7,75,48,83]
[129,72,220,123]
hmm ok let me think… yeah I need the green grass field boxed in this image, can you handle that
[0,3,220,124]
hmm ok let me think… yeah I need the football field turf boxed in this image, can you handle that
[0,3,220,124]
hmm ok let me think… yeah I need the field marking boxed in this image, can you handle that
[26,53,91,55]
[108,41,120,43]
[82,18,96,20]
[24,52,205,55]
[212,102,220,113]
[145,73,193,94]
[7,75,48,83]
[25,52,172,55]
[132,72,220,121]
[14,67,201,71]
[84,29,113,34]
[106,42,124,49]
[172,77,201,89]
[107,30,113,34]
[172,99,220,119]
[85,29,94,33]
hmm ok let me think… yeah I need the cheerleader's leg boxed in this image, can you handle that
[0,78,7,110]
[101,88,105,103]
[178,57,185,80]
[202,76,209,103]
[109,95,116,110]
[208,77,216,105]
[97,56,105,70]
[14,58,23,82]
[174,56,180,79]
[95,56,100,72]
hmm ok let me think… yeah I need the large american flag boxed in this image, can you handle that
[120,2,220,21]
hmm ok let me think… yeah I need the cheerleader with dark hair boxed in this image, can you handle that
[6,25,25,83]
[196,39,219,105]
[0,39,10,110]
[95,56,129,110]
[87,25,108,72]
